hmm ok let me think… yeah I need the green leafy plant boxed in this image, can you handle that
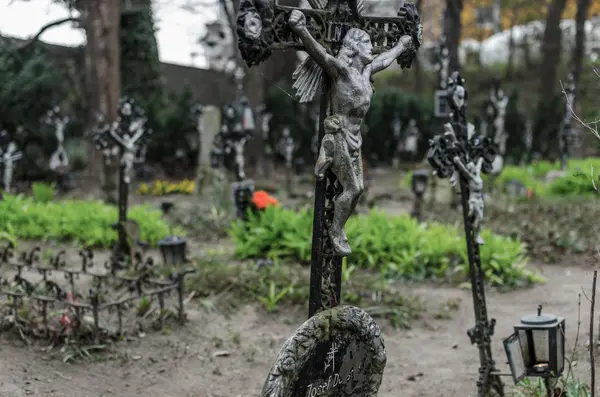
[32,182,56,203]
[0,194,180,247]
[61,342,108,363]
[257,280,292,313]
[229,206,541,288]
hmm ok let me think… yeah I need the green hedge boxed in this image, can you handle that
[0,194,174,247]
[490,158,600,197]
[402,158,600,198]
[229,206,541,288]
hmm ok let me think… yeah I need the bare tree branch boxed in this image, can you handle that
[560,70,600,140]
[15,16,81,51]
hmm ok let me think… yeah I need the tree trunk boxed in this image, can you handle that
[535,0,567,159]
[539,0,567,101]
[505,6,519,79]
[82,0,121,201]
[444,0,463,73]
[572,0,591,85]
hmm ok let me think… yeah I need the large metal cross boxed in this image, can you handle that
[93,97,151,258]
[427,72,504,397]
[237,0,422,319]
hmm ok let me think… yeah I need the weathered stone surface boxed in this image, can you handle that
[261,305,386,397]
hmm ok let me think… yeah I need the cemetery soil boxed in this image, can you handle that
[0,260,597,397]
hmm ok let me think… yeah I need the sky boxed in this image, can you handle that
[0,0,215,68]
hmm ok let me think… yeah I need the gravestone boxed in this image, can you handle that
[196,105,222,194]
[261,305,386,397]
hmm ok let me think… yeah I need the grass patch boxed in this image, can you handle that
[229,206,541,289]
[183,251,423,329]
[0,194,179,247]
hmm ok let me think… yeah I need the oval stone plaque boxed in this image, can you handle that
[261,305,386,397]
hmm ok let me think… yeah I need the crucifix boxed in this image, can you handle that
[559,71,576,170]
[237,0,422,317]
[277,126,296,194]
[44,105,72,190]
[0,131,22,194]
[258,104,273,177]
[391,112,402,169]
[427,72,504,397]
[489,79,509,156]
[93,98,151,257]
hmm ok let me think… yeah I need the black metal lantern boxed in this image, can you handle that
[503,305,565,384]
[160,201,174,216]
[158,236,187,266]
[411,169,429,196]
[434,89,449,118]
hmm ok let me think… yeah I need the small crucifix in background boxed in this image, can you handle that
[404,118,420,162]
[489,78,508,157]
[391,112,402,169]
[559,71,576,170]
[277,126,296,195]
[0,130,22,194]
[93,97,151,257]
[44,105,74,192]
[257,104,273,178]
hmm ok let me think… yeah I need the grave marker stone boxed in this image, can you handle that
[261,305,386,397]
[197,105,222,194]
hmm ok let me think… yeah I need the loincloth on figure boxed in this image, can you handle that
[323,114,363,154]
[468,194,484,212]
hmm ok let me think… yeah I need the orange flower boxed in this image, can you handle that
[526,188,534,200]
[252,190,279,210]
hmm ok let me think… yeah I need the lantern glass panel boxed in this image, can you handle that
[557,319,565,374]
[532,329,550,363]
[504,332,527,384]
[518,330,532,367]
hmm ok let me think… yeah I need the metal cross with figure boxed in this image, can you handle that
[44,105,72,189]
[237,0,422,318]
[427,72,504,397]
[277,126,296,193]
[560,71,576,170]
[0,130,22,194]
[92,97,151,258]
[489,79,508,156]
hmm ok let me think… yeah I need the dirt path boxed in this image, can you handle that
[0,262,598,397]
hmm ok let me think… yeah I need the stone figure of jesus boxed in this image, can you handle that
[289,10,416,255]
[452,155,484,245]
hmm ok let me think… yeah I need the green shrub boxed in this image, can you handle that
[0,194,177,247]
[31,182,56,203]
[229,206,541,288]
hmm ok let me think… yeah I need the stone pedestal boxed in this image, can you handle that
[196,105,224,195]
